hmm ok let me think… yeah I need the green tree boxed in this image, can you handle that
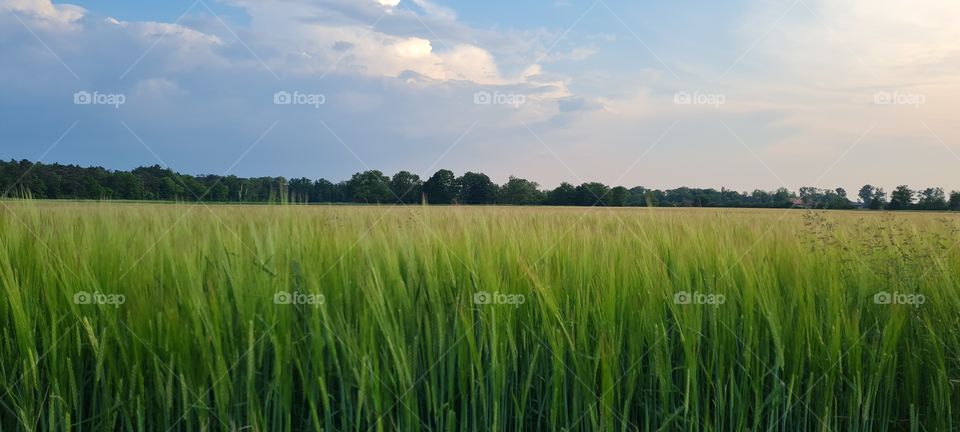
[347,170,392,203]
[499,176,541,205]
[423,169,457,204]
[610,186,629,207]
[457,172,497,204]
[311,179,344,202]
[772,188,794,208]
[288,177,313,203]
[576,182,610,206]
[389,171,422,204]
[869,188,887,210]
[626,187,648,206]
[546,182,577,206]
[917,187,947,210]
[888,185,914,210]
[858,185,875,208]
[158,177,183,200]
[208,183,229,202]
[826,188,854,209]
[37,166,63,198]
[111,172,143,200]
[7,158,960,212]
[949,191,960,211]
[799,187,823,208]
[179,176,206,200]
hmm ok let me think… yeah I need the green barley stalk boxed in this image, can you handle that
[0,201,957,430]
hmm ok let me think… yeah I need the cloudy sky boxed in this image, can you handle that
[2,0,958,192]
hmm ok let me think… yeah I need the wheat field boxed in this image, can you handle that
[0,201,958,431]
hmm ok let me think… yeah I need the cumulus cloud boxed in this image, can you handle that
[0,0,594,184]
[217,0,555,88]
[4,0,84,23]
[4,0,955,192]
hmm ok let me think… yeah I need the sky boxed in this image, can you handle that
[1,0,959,193]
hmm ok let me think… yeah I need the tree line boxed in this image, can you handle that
[2,159,959,211]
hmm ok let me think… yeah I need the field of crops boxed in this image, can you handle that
[1,201,958,431]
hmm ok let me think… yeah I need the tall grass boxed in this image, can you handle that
[0,201,958,430]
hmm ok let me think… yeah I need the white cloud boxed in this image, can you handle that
[11,0,956,191]
[4,0,84,23]
[393,37,432,58]
[214,0,559,89]
[409,0,456,20]
[0,0,590,183]
[130,20,221,43]
[542,46,598,63]
[133,78,185,98]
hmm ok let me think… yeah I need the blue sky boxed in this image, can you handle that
[2,0,959,192]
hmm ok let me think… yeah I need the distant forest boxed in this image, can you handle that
[2,159,959,210]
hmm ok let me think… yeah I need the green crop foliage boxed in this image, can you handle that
[0,201,958,431]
